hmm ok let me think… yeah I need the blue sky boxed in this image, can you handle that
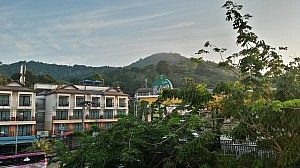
[0,0,299,67]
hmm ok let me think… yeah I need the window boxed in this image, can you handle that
[89,123,100,129]
[73,123,82,132]
[0,94,10,106]
[119,98,127,107]
[104,122,113,129]
[117,110,126,116]
[92,97,100,107]
[73,110,82,119]
[54,124,68,133]
[104,110,113,119]
[0,110,10,121]
[19,94,31,106]
[58,96,69,107]
[0,126,9,137]
[89,110,100,119]
[76,96,84,107]
[106,98,114,107]
[17,110,31,121]
[18,125,32,136]
[56,110,68,120]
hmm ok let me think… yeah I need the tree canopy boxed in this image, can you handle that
[54,1,300,168]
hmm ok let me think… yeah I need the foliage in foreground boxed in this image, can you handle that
[55,0,300,167]
[57,115,221,168]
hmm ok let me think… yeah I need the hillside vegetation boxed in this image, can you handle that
[129,52,187,68]
[0,53,237,95]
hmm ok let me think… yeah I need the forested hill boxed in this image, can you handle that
[0,61,115,81]
[128,52,187,68]
[0,53,238,95]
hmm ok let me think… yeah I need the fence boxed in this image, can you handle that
[220,140,279,158]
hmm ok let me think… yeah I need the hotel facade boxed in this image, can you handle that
[0,82,129,151]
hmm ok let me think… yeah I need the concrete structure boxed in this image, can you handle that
[0,82,36,147]
[134,77,186,121]
[34,83,129,137]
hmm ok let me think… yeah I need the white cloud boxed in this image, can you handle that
[141,22,195,32]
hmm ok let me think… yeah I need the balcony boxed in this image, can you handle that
[52,116,69,120]
[12,131,32,136]
[16,116,34,121]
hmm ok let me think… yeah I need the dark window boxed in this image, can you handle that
[92,97,100,107]
[89,110,100,119]
[0,126,9,137]
[74,123,82,131]
[76,96,84,107]
[106,98,114,107]
[0,94,10,106]
[0,110,10,121]
[119,98,127,107]
[56,110,68,120]
[73,110,82,119]
[104,110,113,119]
[104,122,113,129]
[117,110,126,116]
[58,96,69,107]
[19,94,31,106]
[17,110,31,121]
[17,125,32,136]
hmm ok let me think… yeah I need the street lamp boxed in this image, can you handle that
[80,80,101,131]
[15,112,23,155]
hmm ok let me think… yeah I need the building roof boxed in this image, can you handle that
[35,83,129,96]
[135,88,151,93]
[0,82,33,92]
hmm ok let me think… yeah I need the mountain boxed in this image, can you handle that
[0,53,238,95]
[0,61,115,81]
[128,52,187,68]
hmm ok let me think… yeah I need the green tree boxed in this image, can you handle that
[209,1,300,167]
[25,139,54,156]
[275,67,300,101]
[0,73,10,85]
[37,74,58,84]
[156,60,171,75]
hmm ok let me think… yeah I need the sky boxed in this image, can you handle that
[0,0,299,67]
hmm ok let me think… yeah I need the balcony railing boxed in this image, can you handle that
[0,132,9,137]
[53,116,68,120]
[16,116,33,121]
[13,131,32,136]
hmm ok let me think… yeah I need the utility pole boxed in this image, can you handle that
[80,80,101,132]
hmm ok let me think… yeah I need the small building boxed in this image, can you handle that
[0,82,36,154]
[34,83,129,137]
[134,77,183,121]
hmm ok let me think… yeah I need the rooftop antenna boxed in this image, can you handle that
[19,64,26,85]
